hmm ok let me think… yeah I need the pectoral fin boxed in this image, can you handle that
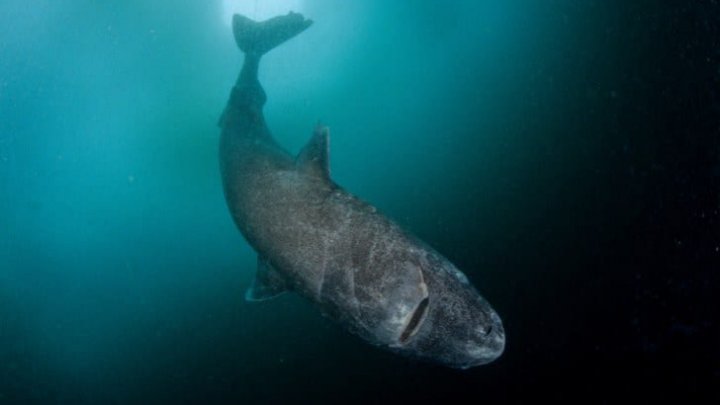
[245,256,289,302]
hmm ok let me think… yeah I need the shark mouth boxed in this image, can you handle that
[399,297,430,344]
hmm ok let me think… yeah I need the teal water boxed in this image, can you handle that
[1,1,718,403]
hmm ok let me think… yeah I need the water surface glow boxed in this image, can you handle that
[222,0,304,25]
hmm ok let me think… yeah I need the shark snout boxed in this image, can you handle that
[463,310,505,368]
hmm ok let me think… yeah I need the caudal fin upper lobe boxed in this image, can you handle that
[233,12,313,56]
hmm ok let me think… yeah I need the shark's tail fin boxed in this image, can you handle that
[232,12,312,56]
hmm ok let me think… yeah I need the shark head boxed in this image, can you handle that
[382,251,505,369]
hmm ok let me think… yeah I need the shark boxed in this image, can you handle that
[218,12,505,369]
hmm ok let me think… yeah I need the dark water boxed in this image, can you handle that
[1,0,718,403]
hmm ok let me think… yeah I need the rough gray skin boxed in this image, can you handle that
[219,12,505,369]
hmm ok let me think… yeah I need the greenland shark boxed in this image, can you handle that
[219,12,505,369]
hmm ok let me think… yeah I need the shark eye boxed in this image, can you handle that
[399,297,429,343]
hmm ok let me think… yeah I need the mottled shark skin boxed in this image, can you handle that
[219,12,505,369]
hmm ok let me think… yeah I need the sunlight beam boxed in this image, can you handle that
[222,0,305,25]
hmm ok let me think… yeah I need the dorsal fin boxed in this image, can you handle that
[296,125,330,181]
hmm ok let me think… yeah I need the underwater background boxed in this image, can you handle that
[1,0,718,403]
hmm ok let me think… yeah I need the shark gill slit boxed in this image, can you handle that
[399,297,430,344]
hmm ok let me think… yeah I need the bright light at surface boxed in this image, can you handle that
[222,0,304,25]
